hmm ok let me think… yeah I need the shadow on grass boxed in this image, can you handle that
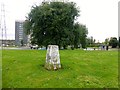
[38,62,73,72]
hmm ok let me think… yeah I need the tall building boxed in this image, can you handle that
[15,20,28,46]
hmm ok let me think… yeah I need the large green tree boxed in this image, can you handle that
[24,1,88,49]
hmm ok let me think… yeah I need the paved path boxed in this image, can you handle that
[84,48,119,51]
[0,47,30,50]
[0,47,119,51]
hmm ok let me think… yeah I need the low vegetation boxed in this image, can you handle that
[2,49,118,88]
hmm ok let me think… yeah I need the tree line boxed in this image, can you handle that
[104,37,120,48]
[86,37,120,48]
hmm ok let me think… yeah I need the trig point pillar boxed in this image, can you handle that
[45,45,61,70]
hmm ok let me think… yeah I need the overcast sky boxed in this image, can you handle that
[0,0,119,42]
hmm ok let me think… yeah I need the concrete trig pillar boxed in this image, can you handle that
[45,45,61,70]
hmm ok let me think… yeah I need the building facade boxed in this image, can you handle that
[15,20,28,46]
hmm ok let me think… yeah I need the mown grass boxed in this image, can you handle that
[0,50,2,89]
[2,49,118,88]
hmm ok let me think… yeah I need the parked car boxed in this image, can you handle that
[30,45,38,49]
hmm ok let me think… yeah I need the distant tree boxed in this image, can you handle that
[109,37,118,48]
[73,23,88,48]
[90,36,94,46]
[104,38,109,45]
[86,37,91,47]
[21,39,24,46]
[79,24,88,48]
[24,1,80,49]
[86,36,96,47]
[93,39,96,43]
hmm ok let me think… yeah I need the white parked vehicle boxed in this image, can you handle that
[30,45,38,49]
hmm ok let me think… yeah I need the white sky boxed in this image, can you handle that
[0,0,119,42]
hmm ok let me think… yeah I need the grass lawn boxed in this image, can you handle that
[2,49,118,88]
[0,50,2,89]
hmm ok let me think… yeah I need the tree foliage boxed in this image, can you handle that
[109,37,118,48]
[104,38,109,45]
[118,37,120,48]
[24,1,88,49]
[73,23,88,48]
